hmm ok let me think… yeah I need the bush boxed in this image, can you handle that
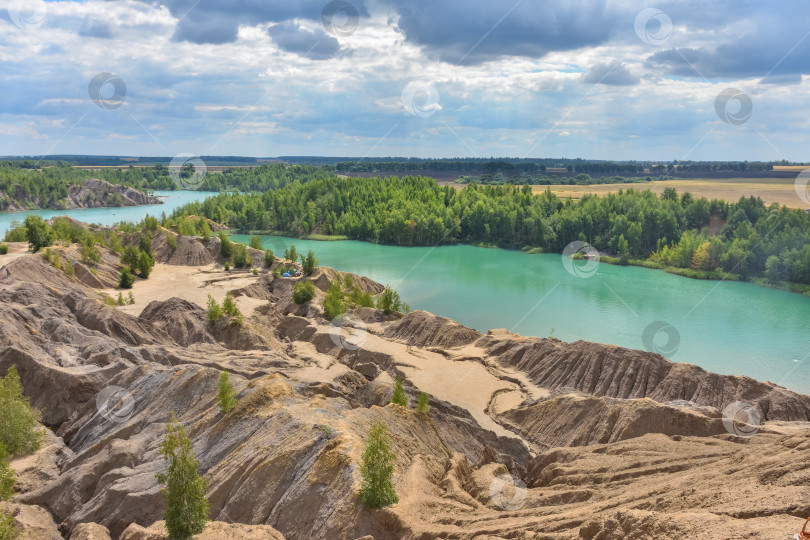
[108,233,123,254]
[3,223,26,243]
[358,421,398,509]
[139,233,153,258]
[104,295,116,306]
[120,245,139,269]
[224,261,230,271]
[263,249,274,268]
[24,215,52,252]
[0,365,44,457]
[0,511,22,540]
[293,280,316,304]
[322,280,346,320]
[284,245,298,263]
[417,392,430,414]
[232,242,250,268]
[156,413,209,540]
[166,233,177,251]
[41,247,53,263]
[136,251,154,278]
[219,232,232,258]
[217,371,237,414]
[376,286,403,315]
[0,446,16,501]
[222,292,243,326]
[80,238,101,264]
[64,258,75,276]
[0,244,7,255]
[128,291,135,305]
[116,292,125,306]
[391,378,407,407]
[252,268,258,275]
[119,268,136,289]
[300,250,318,276]
[249,235,262,250]
[206,295,223,322]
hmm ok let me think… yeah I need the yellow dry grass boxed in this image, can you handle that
[531,178,809,209]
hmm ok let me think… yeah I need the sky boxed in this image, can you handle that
[1,0,809,161]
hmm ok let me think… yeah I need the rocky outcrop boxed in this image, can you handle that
[384,310,481,349]
[119,521,286,540]
[63,179,162,209]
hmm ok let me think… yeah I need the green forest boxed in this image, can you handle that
[165,173,810,287]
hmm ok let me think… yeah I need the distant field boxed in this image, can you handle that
[531,177,809,210]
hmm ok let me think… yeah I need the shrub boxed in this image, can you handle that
[284,245,298,263]
[64,258,75,276]
[224,262,230,271]
[293,280,316,304]
[0,446,16,501]
[300,250,318,276]
[0,511,22,540]
[219,232,232,258]
[263,249,274,268]
[232,242,250,268]
[199,219,211,240]
[222,292,243,326]
[252,268,258,275]
[3,223,27,243]
[417,392,430,414]
[321,425,333,439]
[128,291,135,305]
[166,233,177,251]
[249,235,262,250]
[120,245,139,269]
[104,295,116,306]
[376,286,403,315]
[322,280,346,320]
[156,413,209,540]
[136,251,154,278]
[358,421,398,509]
[178,218,197,237]
[0,244,7,255]
[206,295,223,322]
[119,268,136,289]
[41,247,53,263]
[53,255,61,270]
[391,378,407,407]
[108,233,123,254]
[139,233,153,258]
[80,238,101,264]
[24,215,52,252]
[0,365,44,456]
[216,371,237,414]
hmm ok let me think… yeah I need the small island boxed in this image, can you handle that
[0,178,161,212]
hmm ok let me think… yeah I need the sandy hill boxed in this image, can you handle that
[0,229,808,539]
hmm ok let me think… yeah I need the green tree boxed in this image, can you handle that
[765,255,787,283]
[0,244,8,255]
[221,292,243,326]
[284,245,298,263]
[64,258,75,276]
[617,234,629,265]
[0,511,22,540]
[119,268,135,289]
[300,250,318,276]
[166,233,177,251]
[206,295,223,322]
[249,235,262,250]
[0,365,44,456]
[416,392,430,415]
[219,232,232,259]
[391,378,407,407]
[80,238,101,264]
[293,280,316,304]
[660,187,678,201]
[322,280,346,320]
[136,251,154,278]
[120,245,140,269]
[216,372,237,414]
[263,249,274,268]
[199,219,211,240]
[232,243,250,268]
[24,215,52,252]
[156,413,209,540]
[358,421,398,509]
[0,445,16,501]
[139,233,153,258]
[376,286,402,315]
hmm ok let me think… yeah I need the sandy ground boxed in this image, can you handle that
[100,263,268,317]
[0,242,34,269]
[532,177,810,209]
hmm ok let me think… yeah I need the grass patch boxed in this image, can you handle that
[301,234,348,241]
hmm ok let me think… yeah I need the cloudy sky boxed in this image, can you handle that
[1,0,809,160]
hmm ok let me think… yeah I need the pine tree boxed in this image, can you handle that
[300,250,318,276]
[156,413,209,539]
[358,421,398,509]
[216,372,237,414]
[0,365,43,456]
[416,392,430,415]
[391,378,407,407]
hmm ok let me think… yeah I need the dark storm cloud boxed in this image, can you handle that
[383,0,617,65]
[267,22,340,60]
[647,1,810,79]
[582,60,639,86]
[135,0,369,44]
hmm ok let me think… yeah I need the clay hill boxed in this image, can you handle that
[0,179,161,212]
[0,226,808,540]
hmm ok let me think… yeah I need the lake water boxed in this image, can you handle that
[1,195,806,395]
[235,234,810,395]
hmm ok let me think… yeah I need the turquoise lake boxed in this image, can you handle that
[1,193,807,394]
